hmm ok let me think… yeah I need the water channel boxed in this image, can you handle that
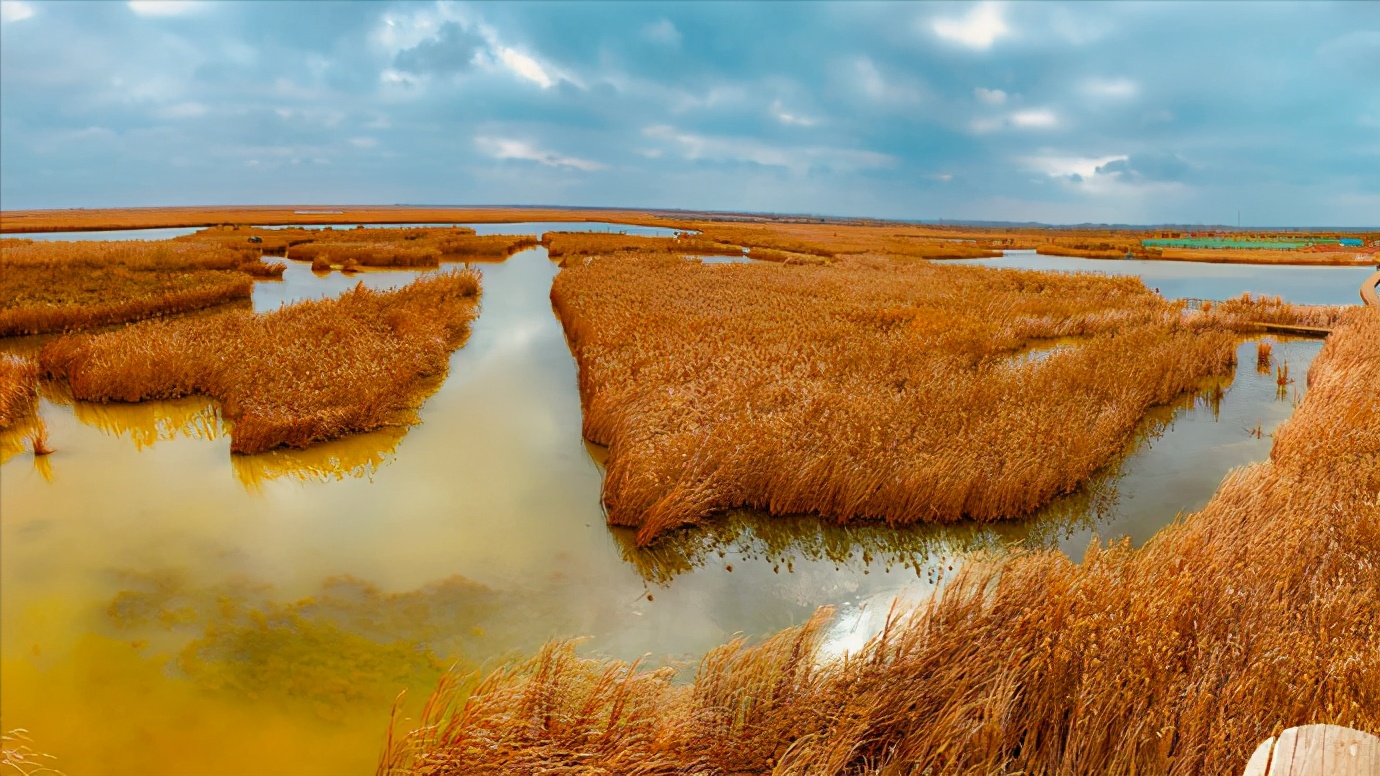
[0,232,1356,774]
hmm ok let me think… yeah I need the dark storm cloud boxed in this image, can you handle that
[1,0,1376,225]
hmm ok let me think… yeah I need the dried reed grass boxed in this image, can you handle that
[286,231,536,269]
[552,253,1239,545]
[383,308,1380,775]
[0,355,39,429]
[543,231,737,260]
[1209,293,1352,329]
[39,270,481,454]
[1,240,279,335]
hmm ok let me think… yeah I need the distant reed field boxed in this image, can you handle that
[0,239,280,335]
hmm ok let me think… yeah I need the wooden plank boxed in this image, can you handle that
[1254,724,1380,776]
[1362,270,1380,307]
[1244,736,1276,776]
[1255,323,1333,337]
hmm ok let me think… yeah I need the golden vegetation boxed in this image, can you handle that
[384,308,1380,776]
[0,240,279,335]
[542,231,738,260]
[0,355,39,429]
[1158,247,1374,266]
[0,205,690,234]
[695,222,1004,261]
[4,205,1373,266]
[553,253,1240,546]
[286,229,537,269]
[38,270,481,454]
[1209,292,1352,329]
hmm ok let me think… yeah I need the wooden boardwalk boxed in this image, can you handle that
[1362,270,1380,307]
[1243,724,1380,776]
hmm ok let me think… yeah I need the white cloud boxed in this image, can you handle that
[128,0,201,17]
[642,18,681,46]
[496,47,554,89]
[644,125,894,175]
[0,1,35,23]
[475,136,604,171]
[349,137,378,149]
[1023,153,1128,180]
[974,87,1007,105]
[971,108,1060,133]
[1010,109,1058,128]
[852,58,921,104]
[376,4,577,90]
[1044,6,1114,46]
[771,100,817,127]
[380,69,422,87]
[156,102,208,119]
[1083,77,1138,99]
[932,2,1009,51]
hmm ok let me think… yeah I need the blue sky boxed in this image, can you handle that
[1,1,1376,225]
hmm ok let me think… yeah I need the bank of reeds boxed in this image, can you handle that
[542,231,737,260]
[696,223,1003,261]
[39,270,481,454]
[1,240,279,335]
[286,231,536,269]
[0,355,39,429]
[382,308,1380,775]
[551,253,1238,545]
[1208,292,1352,329]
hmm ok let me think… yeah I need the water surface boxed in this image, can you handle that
[952,250,1370,306]
[0,244,1330,774]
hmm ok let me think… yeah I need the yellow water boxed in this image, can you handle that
[0,246,1325,774]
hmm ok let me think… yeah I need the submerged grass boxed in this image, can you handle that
[0,240,280,336]
[552,253,1241,545]
[382,308,1380,775]
[38,270,481,454]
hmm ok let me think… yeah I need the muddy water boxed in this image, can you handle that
[0,245,1331,774]
[956,250,1372,305]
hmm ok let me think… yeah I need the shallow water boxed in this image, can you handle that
[0,244,1329,774]
[953,250,1371,306]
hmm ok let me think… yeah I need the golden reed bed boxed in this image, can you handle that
[381,307,1379,775]
[286,230,538,270]
[0,238,282,336]
[39,270,481,454]
[552,253,1241,546]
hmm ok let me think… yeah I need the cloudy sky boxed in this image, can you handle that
[1,1,1376,225]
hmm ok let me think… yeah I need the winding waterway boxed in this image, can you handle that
[0,234,1351,774]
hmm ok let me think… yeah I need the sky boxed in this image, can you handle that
[1,1,1377,225]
